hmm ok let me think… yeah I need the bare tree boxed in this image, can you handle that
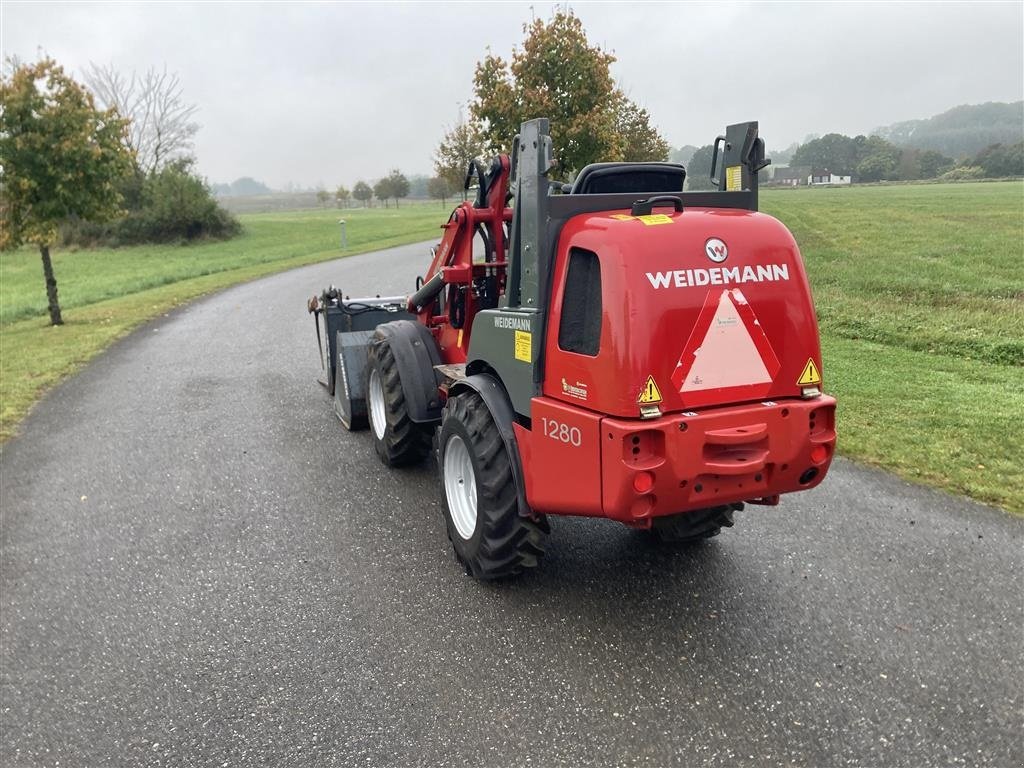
[84,63,199,174]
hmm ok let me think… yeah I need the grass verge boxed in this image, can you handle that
[762,181,1023,513]
[1,205,445,440]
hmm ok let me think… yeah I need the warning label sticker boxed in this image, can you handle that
[638,375,663,404]
[609,213,674,226]
[636,214,673,226]
[797,358,822,386]
[726,165,742,192]
[514,330,532,362]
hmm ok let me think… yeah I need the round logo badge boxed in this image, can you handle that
[705,238,728,263]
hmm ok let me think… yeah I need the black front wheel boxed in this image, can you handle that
[438,391,547,579]
[366,333,432,467]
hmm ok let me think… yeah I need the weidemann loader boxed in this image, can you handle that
[309,118,836,579]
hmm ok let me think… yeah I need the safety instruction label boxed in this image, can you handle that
[797,358,822,386]
[610,213,674,226]
[638,375,663,404]
[726,165,742,192]
[514,330,532,362]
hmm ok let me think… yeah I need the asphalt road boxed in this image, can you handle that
[2,241,1022,768]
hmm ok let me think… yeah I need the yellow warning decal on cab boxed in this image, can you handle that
[638,375,663,404]
[797,358,822,386]
[609,214,673,225]
[636,214,673,226]
[514,330,532,362]
[726,165,743,192]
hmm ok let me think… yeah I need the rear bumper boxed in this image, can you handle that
[601,396,836,524]
[516,396,836,524]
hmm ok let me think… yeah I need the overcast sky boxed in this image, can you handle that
[4,1,1022,189]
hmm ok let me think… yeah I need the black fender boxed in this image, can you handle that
[449,374,542,524]
[371,320,443,424]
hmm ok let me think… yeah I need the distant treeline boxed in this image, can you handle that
[873,101,1023,159]
[671,101,1023,189]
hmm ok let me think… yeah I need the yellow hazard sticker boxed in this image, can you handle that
[726,165,742,192]
[514,330,532,362]
[609,214,673,225]
[638,375,663,404]
[797,358,822,386]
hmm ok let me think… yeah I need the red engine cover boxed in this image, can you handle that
[544,207,824,418]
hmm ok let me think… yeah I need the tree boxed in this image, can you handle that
[117,158,239,243]
[613,97,669,163]
[386,169,409,208]
[316,189,330,207]
[918,150,955,179]
[335,184,350,208]
[469,10,667,178]
[373,177,392,208]
[434,118,490,197]
[973,142,1024,177]
[427,176,452,205]
[0,58,133,325]
[685,145,716,190]
[353,180,373,207]
[84,63,198,175]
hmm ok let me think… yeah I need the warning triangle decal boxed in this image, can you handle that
[671,289,780,407]
[638,375,663,404]
[797,358,821,386]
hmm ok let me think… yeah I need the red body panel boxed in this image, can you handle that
[517,395,836,523]
[544,207,823,418]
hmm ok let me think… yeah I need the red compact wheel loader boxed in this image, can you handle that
[310,118,836,579]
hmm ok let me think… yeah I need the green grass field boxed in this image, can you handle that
[762,182,1023,512]
[1,183,1021,512]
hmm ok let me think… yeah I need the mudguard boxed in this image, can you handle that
[372,320,444,424]
[449,373,538,522]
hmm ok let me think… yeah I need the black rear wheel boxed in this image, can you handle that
[366,333,432,467]
[650,504,740,544]
[438,391,547,579]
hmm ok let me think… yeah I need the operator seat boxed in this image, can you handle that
[568,162,686,194]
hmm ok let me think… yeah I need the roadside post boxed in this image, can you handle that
[338,219,347,250]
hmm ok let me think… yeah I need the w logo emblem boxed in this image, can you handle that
[705,238,728,263]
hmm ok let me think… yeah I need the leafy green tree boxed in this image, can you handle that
[434,119,490,198]
[316,189,330,207]
[973,142,1024,177]
[335,184,350,208]
[386,169,410,208]
[116,158,239,243]
[856,152,898,182]
[0,58,133,325]
[353,180,373,207]
[427,176,451,205]
[918,150,955,179]
[613,97,669,162]
[373,177,392,208]
[469,10,667,177]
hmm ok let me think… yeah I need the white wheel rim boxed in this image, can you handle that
[368,367,387,440]
[443,435,477,540]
